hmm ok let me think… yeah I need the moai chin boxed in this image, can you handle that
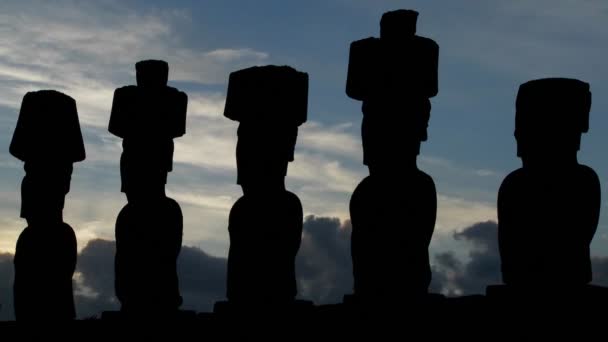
[346,10,439,304]
[223,65,307,307]
[10,90,85,320]
[497,78,600,292]
[109,60,187,316]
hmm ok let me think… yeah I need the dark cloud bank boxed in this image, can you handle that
[2,217,608,320]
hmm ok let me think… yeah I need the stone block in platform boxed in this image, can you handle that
[101,309,197,322]
[486,283,608,307]
[213,299,314,316]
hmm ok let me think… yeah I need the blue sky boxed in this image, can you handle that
[1,0,607,268]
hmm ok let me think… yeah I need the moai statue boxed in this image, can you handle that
[222,65,307,309]
[497,78,600,293]
[346,9,439,304]
[109,60,188,316]
[10,90,85,320]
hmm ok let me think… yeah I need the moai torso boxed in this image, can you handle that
[14,222,77,320]
[223,65,308,305]
[227,190,303,303]
[346,9,439,302]
[114,197,183,312]
[350,169,436,298]
[498,78,600,289]
[9,90,85,320]
[109,60,187,315]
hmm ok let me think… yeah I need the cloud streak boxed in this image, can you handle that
[0,0,499,260]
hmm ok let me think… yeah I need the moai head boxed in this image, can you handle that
[380,9,418,40]
[9,90,84,223]
[362,99,431,174]
[224,65,308,193]
[515,78,591,167]
[10,90,85,164]
[20,165,73,224]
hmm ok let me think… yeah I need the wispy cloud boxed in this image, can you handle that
[0,0,269,254]
[435,0,608,82]
[0,0,501,258]
[0,0,269,128]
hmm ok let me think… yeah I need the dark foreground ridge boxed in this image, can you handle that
[1,289,608,337]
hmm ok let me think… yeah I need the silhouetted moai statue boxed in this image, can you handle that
[497,78,600,294]
[222,65,307,309]
[109,60,188,316]
[346,9,439,304]
[10,90,85,320]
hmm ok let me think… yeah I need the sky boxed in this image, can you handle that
[0,0,607,319]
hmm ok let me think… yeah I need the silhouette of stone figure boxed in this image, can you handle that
[223,65,307,307]
[497,78,600,291]
[10,90,85,320]
[346,9,438,303]
[109,60,187,315]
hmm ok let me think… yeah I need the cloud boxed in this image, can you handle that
[0,216,357,319]
[19,216,353,319]
[0,0,270,255]
[298,121,361,160]
[4,217,608,320]
[203,48,269,62]
[0,253,14,321]
[431,221,502,296]
[166,190,234,212]
[435,195,496,234]
[337,0,608,81]
[71,219,608,318]
[296,216,353,303]
[431,220,608,296]
[0,0,508,276]
[0,186,27,253]
[72,216,355,317]
[74,238,228,318]
[434,0,608,82]
[590,257,608,287]
[73,239,119,318]
[177,246,227,312]
[0,0,269,129]
[0,217,23,254]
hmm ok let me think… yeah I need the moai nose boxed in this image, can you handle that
[136,60,169,88]
[380,9,418,40]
